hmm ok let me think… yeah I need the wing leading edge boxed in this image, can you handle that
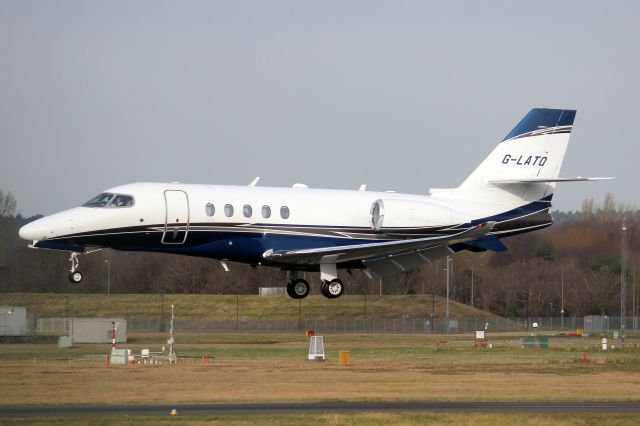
[262,222,496,270]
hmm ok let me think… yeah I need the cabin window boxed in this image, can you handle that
[280,206,290,219]
[224,204,234,217]
[243,204,253,218]
[205,203,215,217]
[109,194,135,208]
[83,193,114,208]
[261,205,271,219]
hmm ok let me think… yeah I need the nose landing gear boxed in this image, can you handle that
[68,252,83,283]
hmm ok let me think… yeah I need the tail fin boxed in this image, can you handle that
[431,108,576,206]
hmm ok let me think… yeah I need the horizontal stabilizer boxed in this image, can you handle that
[488,177,614,185]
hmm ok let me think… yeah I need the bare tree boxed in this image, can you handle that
[0,190,17,217]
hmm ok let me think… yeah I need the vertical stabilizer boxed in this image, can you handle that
[431,108,576,207]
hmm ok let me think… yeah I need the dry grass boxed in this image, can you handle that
[3,414,640,426]
[1,333,639,406]
[0,293,496,320]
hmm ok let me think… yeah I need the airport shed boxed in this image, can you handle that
[70,318,127,344]
[0,306,28,336]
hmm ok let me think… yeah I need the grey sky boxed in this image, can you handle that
[1,1,637,216]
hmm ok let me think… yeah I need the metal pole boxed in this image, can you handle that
[431,271,436,333]
[526,293,530,332]
[621,219,628,340]
[633,267,637,331]
[65,295,69,335]
[471,266,474,308]
[104,260,111,296]
[364,292,367,333]
[161,294,165,332]
[236,294,239,330]
[561,265,564,330]
[446,256,451,333]
[379,277,382,296]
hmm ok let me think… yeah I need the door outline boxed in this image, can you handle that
[162,190,190,244]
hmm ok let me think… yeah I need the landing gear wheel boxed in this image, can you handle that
[321,279,344,299]
[287,278,310,299]
[321,281,329,297]
[68,270,83,284]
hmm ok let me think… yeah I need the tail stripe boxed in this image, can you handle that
[509,124,572,140]
[502,109,576,142]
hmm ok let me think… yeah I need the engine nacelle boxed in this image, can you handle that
[369,199,470,231]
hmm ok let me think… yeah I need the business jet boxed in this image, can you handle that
[19,108,610,299]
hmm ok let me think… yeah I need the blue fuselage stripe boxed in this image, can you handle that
[40,197,552,265]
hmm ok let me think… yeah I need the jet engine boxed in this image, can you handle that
[369,199,470,231]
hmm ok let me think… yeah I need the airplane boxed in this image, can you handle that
[18,108,611,299]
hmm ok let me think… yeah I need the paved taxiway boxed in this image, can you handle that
[1,401,639,417]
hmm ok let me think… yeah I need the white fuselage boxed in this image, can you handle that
[18,182,513,242]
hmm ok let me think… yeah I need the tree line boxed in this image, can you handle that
[0,190,636,318]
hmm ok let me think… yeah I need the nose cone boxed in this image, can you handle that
[19,219,46,241]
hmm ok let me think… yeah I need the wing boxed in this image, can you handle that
[263,222,496,275]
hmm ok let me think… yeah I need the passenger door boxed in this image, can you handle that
[162,190,190,244]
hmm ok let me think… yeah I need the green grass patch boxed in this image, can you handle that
[0,293,496,320]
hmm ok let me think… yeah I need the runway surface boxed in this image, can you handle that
[1,401,639,417]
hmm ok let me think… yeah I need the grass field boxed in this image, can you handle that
[2,332,640,424]
[0,413,638,426]
[1,333,640,405]
[2,293,639,425]
[4,413,640,426]
[0,293,496,320]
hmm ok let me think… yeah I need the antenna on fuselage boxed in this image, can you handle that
[248,177,260,187]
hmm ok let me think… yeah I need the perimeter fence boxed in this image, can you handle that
[36,316,640,335]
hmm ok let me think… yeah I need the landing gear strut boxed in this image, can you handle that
[286,272,310,299]
[68,252,83,283]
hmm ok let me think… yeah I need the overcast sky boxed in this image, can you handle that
[1,1,637,216]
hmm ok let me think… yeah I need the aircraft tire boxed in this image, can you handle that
[321,279,344,299]
[320,281,330,298]
[287,278,310,299]
[68,270,83,284]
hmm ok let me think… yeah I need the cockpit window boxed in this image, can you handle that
[83,193,114,207]
[109,194,135,208]
[83,193,134,208]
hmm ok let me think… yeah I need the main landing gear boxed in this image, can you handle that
[285,271,345,300]
[68,252,83,283]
